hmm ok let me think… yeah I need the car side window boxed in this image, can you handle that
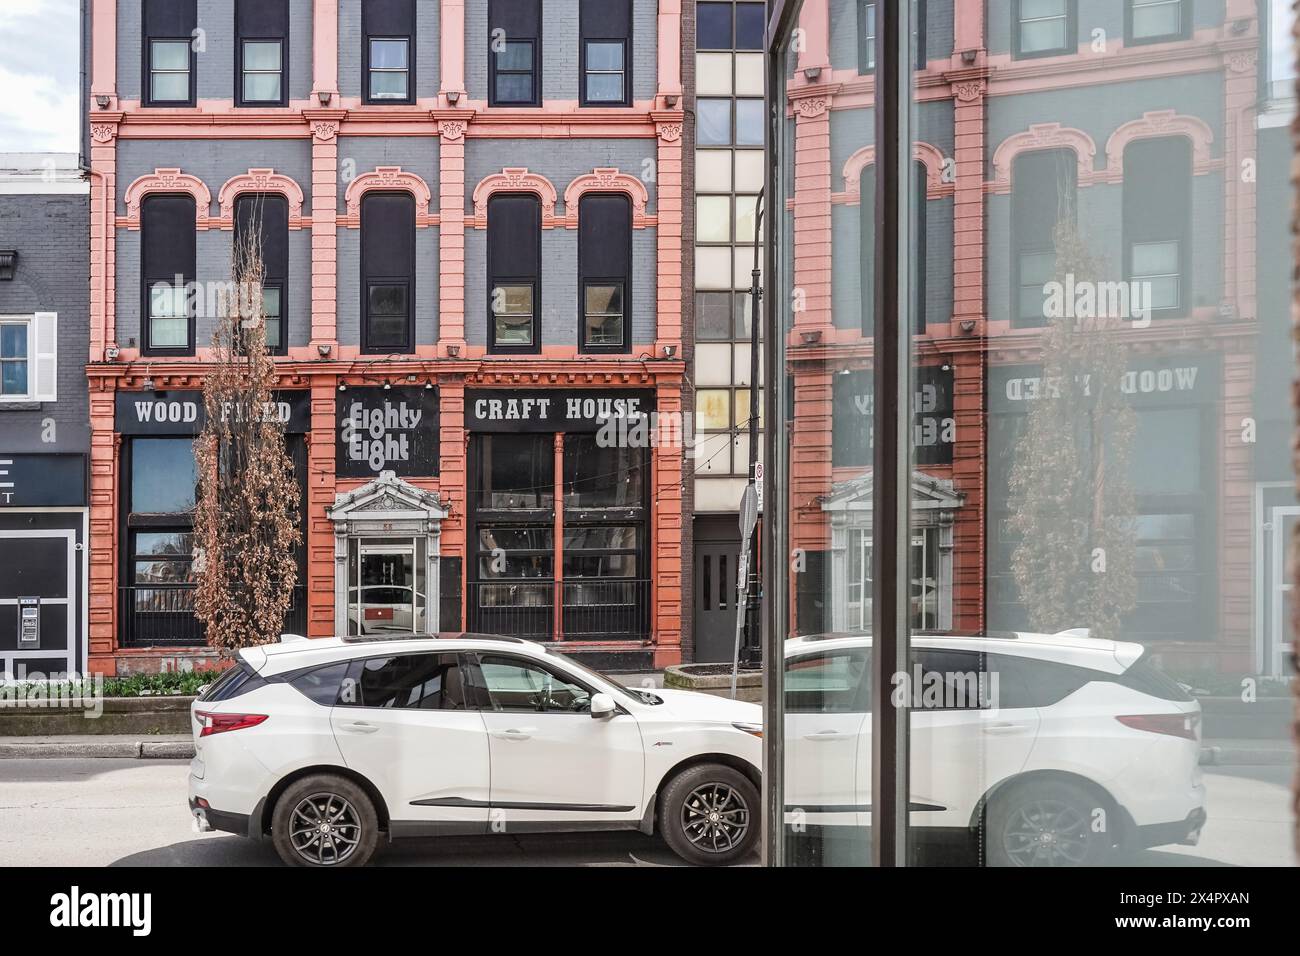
[475,655,594,713]
[910,649,995,711]
[340,653,471,710]
[285,661,351,706]
[986,652,1094,708]
[784,650,870,714]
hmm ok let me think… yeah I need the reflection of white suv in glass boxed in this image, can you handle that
[785,631,1207,866]
[189,633,762,867]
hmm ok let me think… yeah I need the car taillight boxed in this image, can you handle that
[1116,713,1199,740]
[195,711,268,737]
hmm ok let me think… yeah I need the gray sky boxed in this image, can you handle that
[0,0,81,153]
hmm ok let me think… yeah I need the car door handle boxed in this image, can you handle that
[804,730,855,741]
[339,721,379,734]
[491,729,534,741]
[982,723,1027,735]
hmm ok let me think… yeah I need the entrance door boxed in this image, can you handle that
[694,518,743,662]
[348,537,426,635]
[1269,507,1300,676]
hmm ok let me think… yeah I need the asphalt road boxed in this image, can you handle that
[0,758,1292,867]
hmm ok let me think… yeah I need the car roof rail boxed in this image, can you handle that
[279,633,310,643]
[338,631,526,645]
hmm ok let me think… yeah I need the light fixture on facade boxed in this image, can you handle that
[424,379,433,390]
[0,250,16,281]
[95,94,111,109]
[141,377,155,391]
[961,49,977,65]
[665,94,679,108]
[317,91,333,106]
[800,329,822,345]
[104,345,120,361]
[662,344,677,358]
[317,342,332,357]
[383,381,392,391]
[803,66,821,81]
[447,90,461,105]
[446,344,461,358]
[958,319,977,336]
[338,382,347,392]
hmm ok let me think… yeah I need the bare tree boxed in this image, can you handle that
[1007,217,1138,642]
[192,217,301,651]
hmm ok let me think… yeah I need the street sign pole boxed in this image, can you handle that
[731,483,759,698]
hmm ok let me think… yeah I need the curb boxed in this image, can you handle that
[0,740,195,760]
[1200,745,1293,767]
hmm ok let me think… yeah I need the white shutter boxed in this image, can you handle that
[32,312,57,402]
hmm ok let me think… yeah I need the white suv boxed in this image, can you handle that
[188,633,762,867]
[785,631,1208,865]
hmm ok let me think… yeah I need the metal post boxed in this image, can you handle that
[741,190,765,667]
[871,0,912,868]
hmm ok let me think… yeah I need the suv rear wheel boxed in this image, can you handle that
[984,780,1114,867]
[658,763,759,866]
[271,774,380,868]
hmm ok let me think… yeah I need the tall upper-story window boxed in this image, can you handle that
[487,194,542,353]
[1125,0,1188,45]
[144,0,197,106]
[364,0,415,104]
[0,314,56,403]
[1267,0,1296,102]
[236,0,288,106]
[580,0,631,107]
[1124,136,1192,319]
[360,193,416,353]
[1011,149,1076,328]
[234,195,289,354]
[1013,0,1076,59]
[142,195,197,355]
[578,194,632,352]
[857,1,926,73]
[490,0,542,107]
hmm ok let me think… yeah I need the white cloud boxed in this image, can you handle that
[0,0,79,153]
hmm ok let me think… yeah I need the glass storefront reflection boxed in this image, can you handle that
[767,0,1296,866]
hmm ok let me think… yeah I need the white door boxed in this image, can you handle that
[330,652,490,826]
[783,647,871,827]
[1269,508,1300,677]
[470,653,644,825]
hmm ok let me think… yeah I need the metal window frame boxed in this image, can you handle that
[763,0,913,868]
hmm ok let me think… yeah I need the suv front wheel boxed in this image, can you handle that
[658,763,759,866]
[271,774,380,867]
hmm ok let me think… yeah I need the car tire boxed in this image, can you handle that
[270,774,380,868]
[658,763,759,866]
[983,780,1114,867]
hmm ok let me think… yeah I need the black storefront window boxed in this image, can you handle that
[361,192,415,353]
[234,194,289,353]
[143,0,197,106]
[579,0,631,107]
[1124,136,1192,319]
[141,194,196,355]
[487,194,542,353]
[489,0,541,107]
[1011,149,1076,328]
[235,0,288,106]
[578,194,632,352]
[363,0,415,104]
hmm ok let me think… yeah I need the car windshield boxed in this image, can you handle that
[547,650,663,705]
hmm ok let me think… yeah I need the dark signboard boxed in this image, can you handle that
[832,366,954,467]
[336,387,439,478]
[115,390,311,435]
[988,356,1216,413]
[465,389,657,433]
[0,454,86,507]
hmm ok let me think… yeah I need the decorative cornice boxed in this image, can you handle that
[990,122,1099,194]
[562,168,654,228]
[121,168,212,229]
[835,142,955,202]
[216,169,307,229]
[650,109,684,144]
[471,168,560,228]
[341,166,435,227]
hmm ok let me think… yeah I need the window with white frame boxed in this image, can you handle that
[0,314,57,402]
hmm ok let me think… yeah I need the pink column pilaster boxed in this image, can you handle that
[441,0,466,101]
[436,115,469,347]
[657,0,682,104]
[654,115,685,350]
[307,114,343,346]
[90,0,118,106]
[797,0,831,74]
[312,0,340,100]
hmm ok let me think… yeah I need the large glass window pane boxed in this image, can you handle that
[131,439,197,513]
[697,99,732,145]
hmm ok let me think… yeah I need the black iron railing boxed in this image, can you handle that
[119,584,309,647]
[469,578,650,642]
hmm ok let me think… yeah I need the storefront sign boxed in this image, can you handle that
[465,389,657,433]
[989,357,1216,413]
[0,454,86,507]
[336,387,439,478]
[832,367,955,467]
[114,390,311,435]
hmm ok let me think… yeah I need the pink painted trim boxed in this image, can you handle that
[657,0,683,98]
[562,168,653,228]
[836,142,954,202]
[471,168,560,228]
[990,122,1098,195]
[441,0,466,99]
[121,168,212,229]
[216,169,307,228]
[1102,109,1216,181]
[342,166,435,226]
[90,0,117,101]
[313,0,340,97]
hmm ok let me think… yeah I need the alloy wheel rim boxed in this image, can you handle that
[680,782,749,853]
[1001,799,1091,867]
[289,792,362,865]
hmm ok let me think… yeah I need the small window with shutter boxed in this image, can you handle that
[0,312,56,402]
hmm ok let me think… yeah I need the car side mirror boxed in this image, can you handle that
[590,693,616,719]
